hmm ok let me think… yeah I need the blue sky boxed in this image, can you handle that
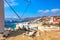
[4,0,60,18]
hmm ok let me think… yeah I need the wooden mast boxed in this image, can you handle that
[0,0,4,33]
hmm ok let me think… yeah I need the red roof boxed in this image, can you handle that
[53,19,60,22]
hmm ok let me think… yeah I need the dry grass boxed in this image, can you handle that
[6,30,60,40]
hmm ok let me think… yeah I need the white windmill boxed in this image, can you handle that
[0,0,4,33]
[0,0,31,37]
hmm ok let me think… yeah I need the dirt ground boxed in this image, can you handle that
[6,30,60,40]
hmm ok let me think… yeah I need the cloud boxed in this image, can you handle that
[38,10,44,13]
[5,16,18,18]
[38,10,50,13]
[51,9,60,13]
[38,9,60,13]
[4,0,18,7]
[44,10,50,13]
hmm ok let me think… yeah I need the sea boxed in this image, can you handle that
[5,23,16,29]
[5,20,30,29]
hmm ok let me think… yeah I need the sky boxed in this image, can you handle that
[4,0,60,18]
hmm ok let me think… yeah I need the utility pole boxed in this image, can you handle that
[0,0,4,33]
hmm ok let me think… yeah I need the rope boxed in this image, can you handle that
[21,3,30,18]
[20,0,31,18]
[5,0,21,20]
[5,0,31,19]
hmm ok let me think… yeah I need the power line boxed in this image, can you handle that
[5,0,21,20]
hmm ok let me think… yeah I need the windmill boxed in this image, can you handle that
[0,0,31,34]
[0,0,4,33]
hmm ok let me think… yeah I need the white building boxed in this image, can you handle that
[15,22,29,30]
